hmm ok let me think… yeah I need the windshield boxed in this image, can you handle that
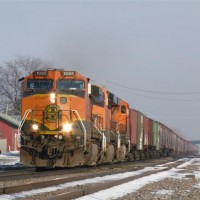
[27,79,53,90]
[57,80,85,90]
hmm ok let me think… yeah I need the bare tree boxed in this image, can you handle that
[0,55,52,115]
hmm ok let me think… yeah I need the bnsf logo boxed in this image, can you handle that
[44,105,60,122]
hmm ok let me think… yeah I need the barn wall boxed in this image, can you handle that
[0,121,18,152]
[0,139,7,153]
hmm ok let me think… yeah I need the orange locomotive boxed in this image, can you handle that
[19,69,130,167]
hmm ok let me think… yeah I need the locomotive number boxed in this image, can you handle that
[35,71,48,76]
[62,71,75,76]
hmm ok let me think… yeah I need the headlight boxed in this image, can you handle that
[58,135,63,140]
[32,123,39,132]
[50,92,56,103]
[54,135,58,139]
[63,123,72,132]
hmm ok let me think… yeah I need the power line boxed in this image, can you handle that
[107,84,200,102]
[106,81,200,95]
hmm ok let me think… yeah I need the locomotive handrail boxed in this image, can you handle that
[17,109,32,146]
[102,133,106,152]
[125,139,131,157]
[94,127,106,152]
[117,133,121,150]
[72,110,87,151]
[93,121,107,152]
[18,109,32,135]
[128,139,130,152]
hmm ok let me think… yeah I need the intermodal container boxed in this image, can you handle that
[153,121,159,150]
[129,109,137,145]
[137,111,144,150]
[143,116,149,146]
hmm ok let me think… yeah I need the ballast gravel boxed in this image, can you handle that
[117,161,200,200]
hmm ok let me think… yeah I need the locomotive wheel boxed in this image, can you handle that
[103,144,114,163]
[84,143,98,165]
[116,144,126,162]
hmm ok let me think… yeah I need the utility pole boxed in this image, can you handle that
[12,61,15,115]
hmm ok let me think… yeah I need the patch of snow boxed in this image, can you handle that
[177,158,200,169]
[9,151,20,155]
[156,158,189,167]
[156,161,177,167]
[151,189,174,195]
[0,152,20,168]
[194,182,200,188]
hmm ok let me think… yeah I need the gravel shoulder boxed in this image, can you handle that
[117,159,200,200]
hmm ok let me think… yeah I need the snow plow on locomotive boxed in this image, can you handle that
[18,69,199,168]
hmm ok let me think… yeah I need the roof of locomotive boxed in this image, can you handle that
[27,69,87,79]
[19,69,89,82]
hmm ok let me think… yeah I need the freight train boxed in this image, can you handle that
[18,69,199,167]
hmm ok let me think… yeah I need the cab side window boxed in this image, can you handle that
[91,85,104,107]
[121,105,127,114]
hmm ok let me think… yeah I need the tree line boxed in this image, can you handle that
[0,56,52,116]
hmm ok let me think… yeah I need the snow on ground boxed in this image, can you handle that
[77,158,200,200]
[0,166,167,199]
[156,158,189,167]
[176,158,196,169]
[1,158,200,200]
[76,168,187,200]
[0,151,20,166]
[151,189,174,196]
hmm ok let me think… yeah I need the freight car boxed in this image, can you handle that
[18,69,199,167]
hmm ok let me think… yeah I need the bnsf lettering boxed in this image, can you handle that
[63,71,75,76]
[35,71,47,76]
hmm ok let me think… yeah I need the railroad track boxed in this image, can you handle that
[45,167,172,200]
[0,157,186,199]
[0,157,175,182]
[43,158,191,200]
[0,168,35,181]
[0,163,135,182]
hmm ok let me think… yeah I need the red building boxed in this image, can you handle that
[0,113,20,153]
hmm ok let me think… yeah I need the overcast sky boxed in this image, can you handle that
[0,0,200,140]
